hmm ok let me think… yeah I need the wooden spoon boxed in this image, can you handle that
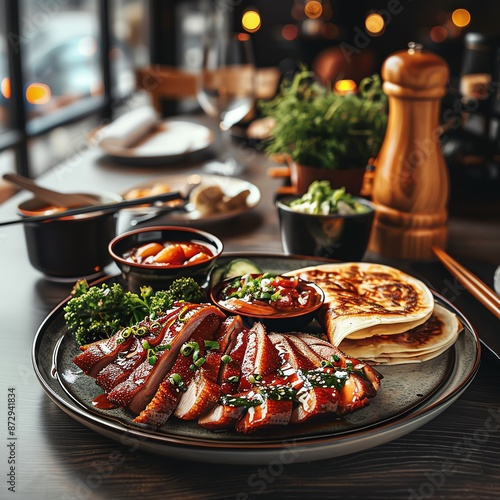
[2,173,100,208]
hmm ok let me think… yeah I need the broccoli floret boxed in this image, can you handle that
[71,278,91,297]
[168,277,206,304]
[64,281,143,347]
[148,278,206,319]
[148,290,174,320]
[123,288,151,324]
[63,277,206,347]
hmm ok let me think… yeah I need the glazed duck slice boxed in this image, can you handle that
[268,333,340,425]
[270,335,340,423]
[95,309,183,392]
[219,328,249,396]
[290,386,340,424]
[173,372,221,421]
[96,336,146,393]
[288,333,382,413]
[107,304,225,414]
[200,323,291,433]
[73,328,136,377]
[239,322,282,391]
[174,316,244,421]
[235,398,293,433]
[280,334,325,368]
[197,327,250,430]
[294,332,382,393]
[133,312,224,427]
[198,322,281,431]
[198,404,245,430]
[268,332,319,371]
[73,309,179,378]
[268,332,314,393]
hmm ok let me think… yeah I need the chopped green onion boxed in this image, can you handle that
[194,357,206,368]
[221,354,232,364]
[135,326,147,337]
[204,340,220,350]
[121,327,133,339]
[227,375,239,383]
[248,374,260,384]
[180,341,198,357]
[169,373,183,386]
[150,321,162,331]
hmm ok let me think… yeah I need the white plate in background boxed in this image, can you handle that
[118,174,261,227]
[97,120,214,162]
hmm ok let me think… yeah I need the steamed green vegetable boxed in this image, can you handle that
[64,277,205,346]
[289,181,371,215]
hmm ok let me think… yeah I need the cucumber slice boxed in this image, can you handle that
[209,265,228,288]
[224,258,263,279]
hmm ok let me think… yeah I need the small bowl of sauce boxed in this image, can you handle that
[18,192,122,280]
[109,225,223,292]
[210,273,325,331]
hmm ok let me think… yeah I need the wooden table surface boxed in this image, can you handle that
[0,131,499,499]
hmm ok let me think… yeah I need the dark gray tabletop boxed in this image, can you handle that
[0,137,499,499]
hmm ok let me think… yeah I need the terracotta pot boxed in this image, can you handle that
[290,162,366,195]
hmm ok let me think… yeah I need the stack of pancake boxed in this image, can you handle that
[287,263,463,365]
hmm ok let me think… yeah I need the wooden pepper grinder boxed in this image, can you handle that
[368,43,450,259]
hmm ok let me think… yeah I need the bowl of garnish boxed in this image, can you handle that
[109,225,223,292]
[276,181,374,261]
[210,273,325,331]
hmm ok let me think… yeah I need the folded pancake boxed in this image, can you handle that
[338,304,463,364]
[357,347,449,365]
[287,263,435,346]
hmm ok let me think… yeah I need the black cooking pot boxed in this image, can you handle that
[18,193,122,280]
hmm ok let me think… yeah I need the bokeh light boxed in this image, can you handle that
[334,79,357,95]
[242,10,261,33]
[430,26,448,43]
[237,33,251,42]
[322,23,339,39]
[365,13,385,36]
[1,77,11,99]
[281,24,299,41]
[26,83,51,105]
[451,8,471,28]
[304,1,323,20]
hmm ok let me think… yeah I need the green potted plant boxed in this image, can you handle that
[258,68,388,194]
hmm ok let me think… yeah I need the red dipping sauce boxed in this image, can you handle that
[123,241,214,267]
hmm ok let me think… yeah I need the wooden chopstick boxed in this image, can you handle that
[432,246,500,320]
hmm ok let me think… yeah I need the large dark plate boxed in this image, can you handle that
[32,254,481,464]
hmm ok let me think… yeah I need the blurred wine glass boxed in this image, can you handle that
[197,32,256,175]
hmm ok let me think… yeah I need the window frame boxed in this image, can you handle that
[0,0,135,177]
